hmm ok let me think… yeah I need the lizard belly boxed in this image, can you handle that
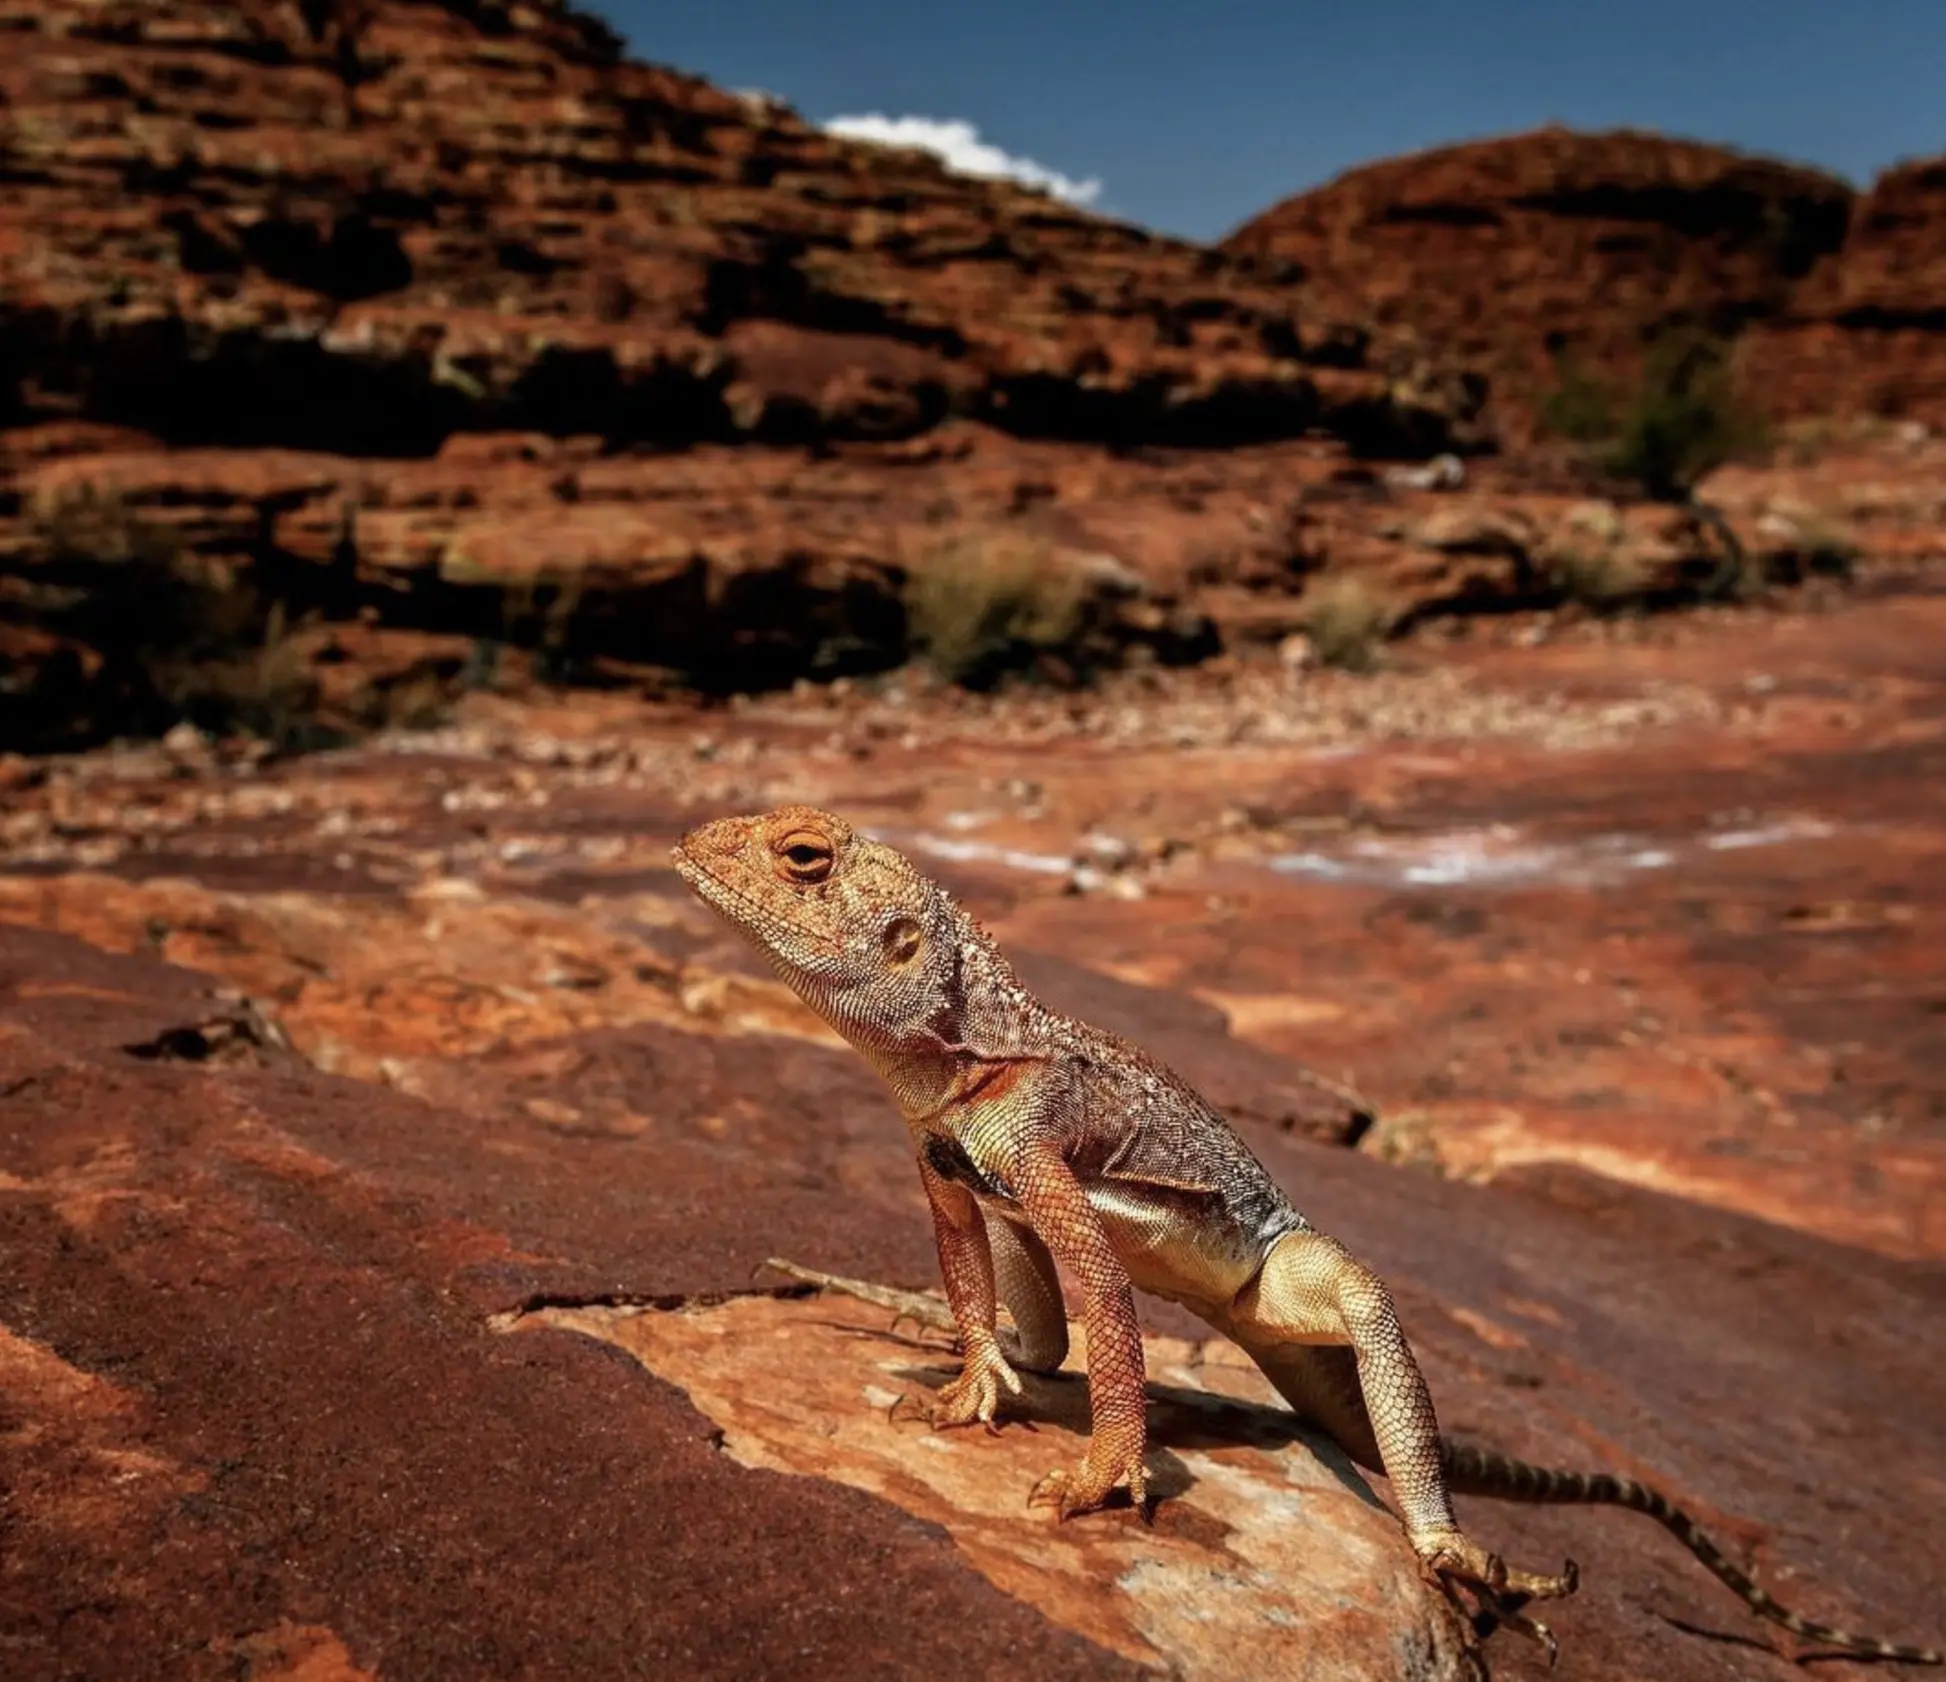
[1081,1180,1268,1313]
[923,1130,1274,1315]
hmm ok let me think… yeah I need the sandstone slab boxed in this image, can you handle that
[518,1294,1479,1682]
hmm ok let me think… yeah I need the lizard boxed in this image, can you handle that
[673,802,1943,1666]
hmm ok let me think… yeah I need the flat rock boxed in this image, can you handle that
[521,1295,1479,1682]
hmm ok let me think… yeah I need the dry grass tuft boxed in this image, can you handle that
[1300,575,1398,672]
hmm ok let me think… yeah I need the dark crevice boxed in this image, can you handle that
[122,998,299,1067]
[695,249,967,354]
[493,1281,820,1326]
[1832,305,1946,333]
[236,212,414,301]
[1378,202,1504,229]
[0,307,747,457]
[1507,184,1850,264]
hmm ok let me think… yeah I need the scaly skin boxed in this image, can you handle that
[676,804,1942,1666]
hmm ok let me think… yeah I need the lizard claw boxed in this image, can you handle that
[1414,1530,1578,1605]
[892,1339,1022,1432]
[1415,1529,1577,1664]
[1026,1437,1149,1521]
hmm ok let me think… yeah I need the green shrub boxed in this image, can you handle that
[1542,332,1769,502]
[170,600,328,747]
[18,481,377,751]
[1537,361,1618,450]
[29,484,301,729]
[354,667,458,732]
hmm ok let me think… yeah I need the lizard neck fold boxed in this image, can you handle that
[840,898,1053,1128]
[857,1033,963,1122]
[883,1041,1049,1134]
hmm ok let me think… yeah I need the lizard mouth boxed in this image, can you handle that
[669,843,735,913]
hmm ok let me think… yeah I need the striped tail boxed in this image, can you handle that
[1441,1443,1942,1665]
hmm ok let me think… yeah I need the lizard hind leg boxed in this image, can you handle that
[987,1216,1071,1375]
[1233,1232,1578,1651]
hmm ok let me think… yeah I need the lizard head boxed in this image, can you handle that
[672,804,959,1050]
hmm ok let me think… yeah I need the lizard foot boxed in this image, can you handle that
[1415,1529,1579,1603]
[1027,1435,1150,1522]
[1413,1530,1578,1667]
[891,1338,1022,1432]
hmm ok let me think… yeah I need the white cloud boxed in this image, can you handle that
[821,113,1103,208]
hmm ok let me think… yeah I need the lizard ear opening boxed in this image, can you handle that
[882,915,924,966]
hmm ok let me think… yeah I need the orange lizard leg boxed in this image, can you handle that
[890,1152,1029,1432]
[1004,1136,1151,1520]
[1238,1231,1576,1652]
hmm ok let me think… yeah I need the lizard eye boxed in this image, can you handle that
[883,915,923,965]
[775,830,835,883]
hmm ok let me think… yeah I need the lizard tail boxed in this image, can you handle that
[1441,1442,1942,1665]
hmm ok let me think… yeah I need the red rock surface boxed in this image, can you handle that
[0,925,1152,1682]
[1223,128,1855,436]
[1748,155,1946,422]
[5,576,1946,1680]
[6,401,1910,755]
[0,0,1465,455]
[5,10,1946,1675]
[5,4,1930,749]
[1226,126,1946,433]
[525,1293,1480,1680]
[0,418,1763,741]
[0,0,1479,745]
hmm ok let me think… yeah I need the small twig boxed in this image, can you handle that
[759,1257,959,1336]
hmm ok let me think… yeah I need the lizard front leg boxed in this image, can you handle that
[1003,1135,1149,1520]
[896,1151,1024,1431]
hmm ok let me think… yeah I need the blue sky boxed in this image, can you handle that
[597,0,1945,241]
